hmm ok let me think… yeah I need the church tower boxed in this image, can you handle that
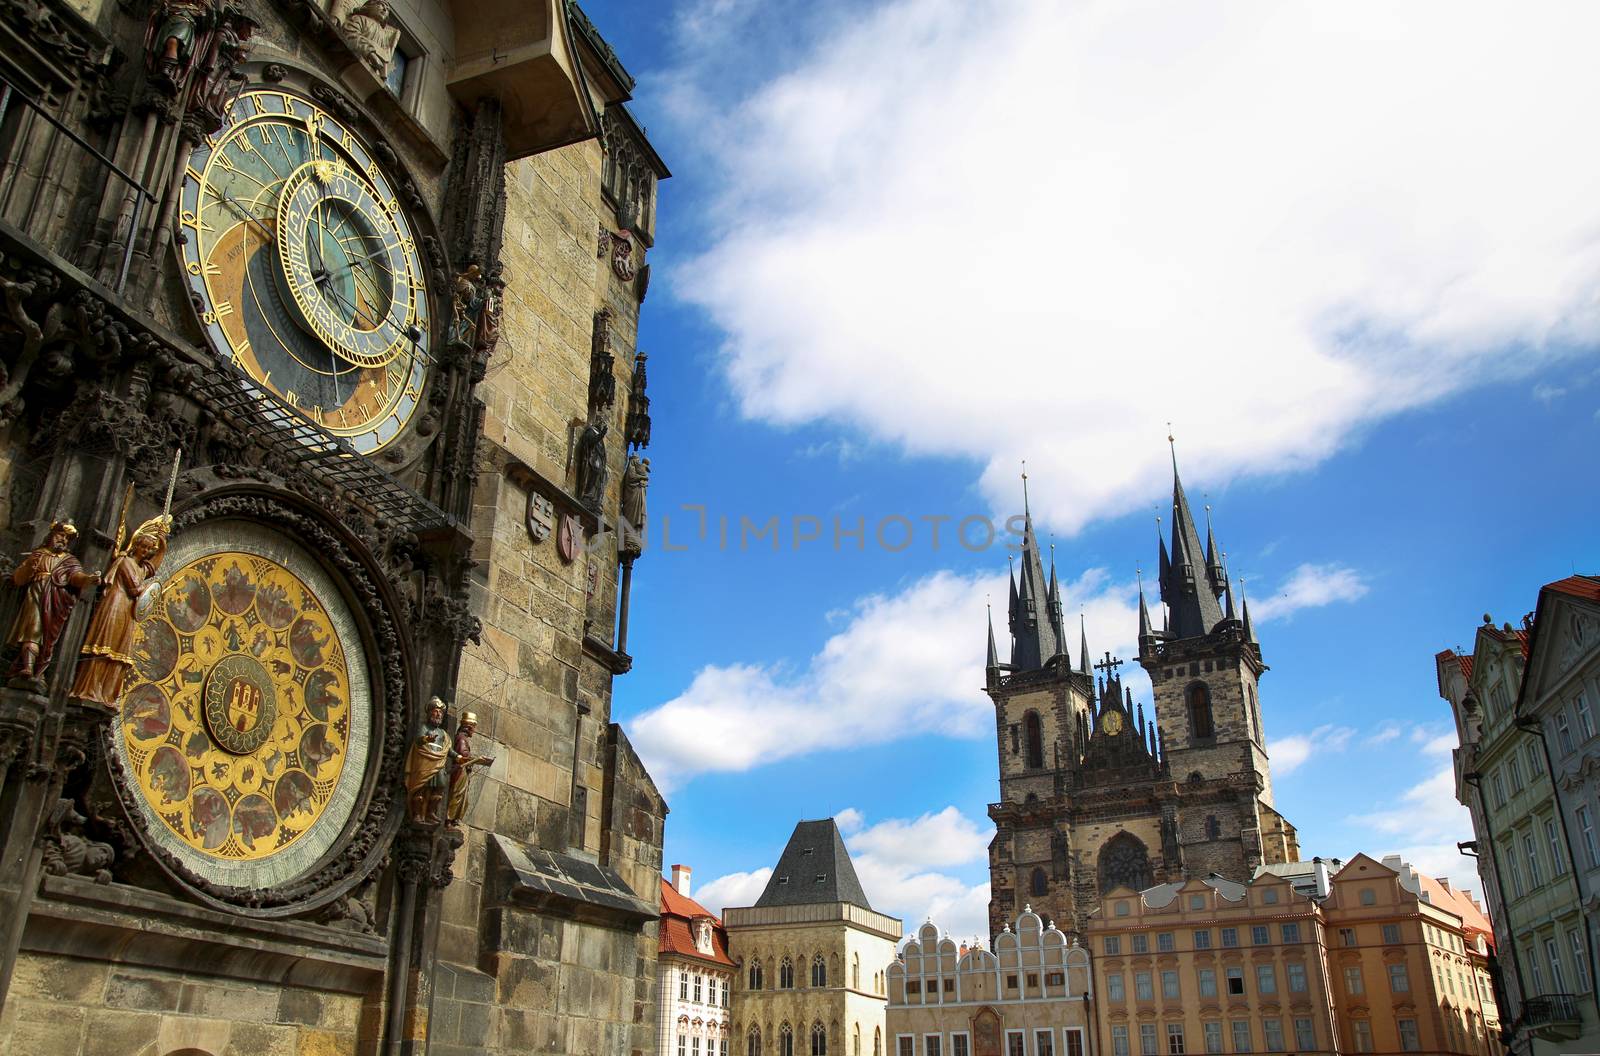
[1139,450,1298,873]
[985,456,1297,942]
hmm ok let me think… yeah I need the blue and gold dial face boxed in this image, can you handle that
[179,87,430,454]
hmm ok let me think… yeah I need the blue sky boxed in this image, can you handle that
[578,0,1600,939]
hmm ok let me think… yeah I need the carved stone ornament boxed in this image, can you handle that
[526,491,554,545]
[557,514,581,565]
[610,231,636,282]
[330,0,401,80]
[104,491,408,915]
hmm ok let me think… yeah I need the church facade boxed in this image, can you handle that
[0,1,668,1054]
[985,461,1299,940]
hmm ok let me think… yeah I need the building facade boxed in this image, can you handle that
[660,866,736,1056]
[1517,576,1600,1045]
[1086,856,1503,1056]
[987,461,1297,940]
[0,1,668,1053]
[727,820,901,1056]
[887,910,1093,1056]
[1442,610,1600,1055]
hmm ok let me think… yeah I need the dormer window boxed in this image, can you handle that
[816,873,827,883]
[778,876,790,885]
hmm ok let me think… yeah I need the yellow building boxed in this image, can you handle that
[1085,856,1504,1055]
[887,909,1093,1056]
[727,820,902,1056]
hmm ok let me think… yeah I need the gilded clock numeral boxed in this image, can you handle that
[285,389,299,406]
[251,94,270,115]
[214,301,235,318]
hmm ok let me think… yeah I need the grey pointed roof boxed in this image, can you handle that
[1159,457,1226,641]
[1007,513,1061,671]
[755,819,873,911]
[986,607,999,671]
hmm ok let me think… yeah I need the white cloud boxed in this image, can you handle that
[629,568,1139,789]
[1349,766,1480,898]
[666,1,1600,533]
[846,808,994,941]
[1268,724,1355,776]
[695,867,773,917]
[1250,564,1370,623]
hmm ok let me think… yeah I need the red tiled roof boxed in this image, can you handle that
[1545,575,1600,604]
[1417,873,1496,950]
[1457,655,1474,681]
[659,879,736,967]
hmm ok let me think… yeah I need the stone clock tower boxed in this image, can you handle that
[0,1,669,1054]
[985,460,1298,941]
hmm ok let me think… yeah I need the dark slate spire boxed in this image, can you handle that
[755,819,873,911]
[1047,546,1067,649]
[1241,580,1258,644]
[1159,440,1227,640]
[986,605,999,673]
[1078,615,1090,675]
[1204,505,1227,596]
[1137,571,1155,646]
[1007,476,1061,671]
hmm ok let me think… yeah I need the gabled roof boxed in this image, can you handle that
[1546,574,1600,604]
[754,819,873,911]
[659,879,735,967]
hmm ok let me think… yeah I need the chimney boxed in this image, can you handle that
[672,864,692,897]
[1312,857,1331,899]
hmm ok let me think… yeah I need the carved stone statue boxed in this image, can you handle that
[403,697,450,824]
[70,514,171,710]
[7,521,99,681]
[446,710,493,825]
[322,889,378,933]
[41,799,115,884]
[620,454,649,555]
[332,0,401,80]
[574,419,608,511]
[144,0,212,94]
[448,264,484,351]
[189,11,255,136]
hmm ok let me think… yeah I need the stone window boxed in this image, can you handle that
[1193,929,1210,949]
[749,961,763,990]
[875,1030,881,1056]
[1031,868,1048,897]
[1281,923,1300,943]
[1220,928,1238,948]
[812,955,827,987]
[1157,932,1174,952]
[1098,833,1152,894]
[1131,934,1148,954]
[812,1023,828,1056]
[854,954,861,990]
[1024,711,1044,769]
[780,958,794,989]
[926,1037,942,1056]
[1286,962,1307,992]
[855,1025,861,1056]
[780,1025,794,1056]
[1381,924,1400,944]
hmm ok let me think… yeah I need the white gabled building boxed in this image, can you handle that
[661,864,736,1056]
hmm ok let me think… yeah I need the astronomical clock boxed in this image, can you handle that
[177,85,431,454]
[105,73,445,912]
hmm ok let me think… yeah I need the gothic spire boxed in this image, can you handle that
[1047,544,1067,648]
[1137,570,1155,646]
[1204,505,1228,595]
[986,604,1000,673]
[1241,579,1257,644]
[1006,476,1061,672]
[1078,615,1090,675]
[1223,576,1238,622]
[1159,439,1227,641]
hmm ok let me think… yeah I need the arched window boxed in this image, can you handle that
[1098,832,1153,894]
[1205,815,1221,840]
[1031,868,1048,897]
[854,1024,862,1056]
[779,957,794,989]
[812,1023,828,1056]
[874,1028,882,1056]
[853,954,860,990]
[749,960,763,990]
[1024,710,1044,769]
[749,1028,763,1056]
[812,955,827,987]
[1187,683,1214,740]
[1248,687,1262,743]
[780,1024,795,1056]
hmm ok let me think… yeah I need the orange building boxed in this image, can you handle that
[1086,855,1504,1055]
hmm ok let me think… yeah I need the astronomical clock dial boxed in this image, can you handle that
[112,521,371,890]
[1101,710,1125,736]
[178,86,430,454]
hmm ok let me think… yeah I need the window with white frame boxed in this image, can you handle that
[1527,945,1544,994]
[898,1037,914,1056]
[680,973,689,1000]
[1193,929,1211,949]
[1549,819,1567,875]
[1507,843,1525,897]
[1526,833,1545,886]
[1202,1023,1222,1055]
[1280,922,1301,943]
[1112,1026,1130,1056]
[1286,962,1307,993]
[1197,968,1216,997]
[1397,1019,1419,1052]
[1547,937,1568,993]
[1135,972,1153,1000]
[1230,1021,1252,1054]
[1256,965,1276,994]
[1139,1024,1157,1056]
[1107,972,1125,1000]
[1492,771,1507,807]
[1064,1031,1083,1056]
[1509,756,1525,791]
[695,975,703,1002]
[1165,1024,1184,1055]
[1559,709,1576,753]
[1261,1019,1283,1052]
[1579,693,1597,739]
[1382,923,1400,944]
[1387,963,1409,992]
[1528,742,1546,775]
[1351,1020,1372,1054]
[1034,1031,1053,1056]
[1581,805,1600,867]
[951,1035,969,1056]
[1573,929,1592,992]
[1161,970,1179,999]
[924,1035,940,1056]
[1225,967,1245,996]
[1006,1032,1025,1056]
[1293,1019,1315,1051]
[1343,966,1364,994]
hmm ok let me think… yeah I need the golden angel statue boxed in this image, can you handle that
[70,514,171,709]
